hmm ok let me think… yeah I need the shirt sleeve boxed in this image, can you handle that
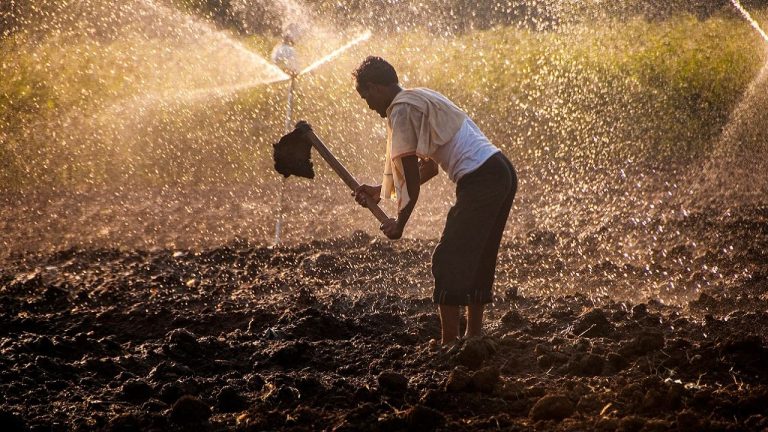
[388,104,421,159]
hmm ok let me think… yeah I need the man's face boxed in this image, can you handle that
[356,82,388,118]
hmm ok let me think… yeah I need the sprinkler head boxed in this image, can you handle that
[271,38,299,76]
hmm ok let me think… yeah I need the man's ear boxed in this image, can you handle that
[368,83,385,96]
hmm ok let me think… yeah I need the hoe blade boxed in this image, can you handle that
[273,126,314,179]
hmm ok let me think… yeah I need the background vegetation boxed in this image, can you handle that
[1,5,766,191]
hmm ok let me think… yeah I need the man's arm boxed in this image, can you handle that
[418,158,438,184]
[380,155,420,239]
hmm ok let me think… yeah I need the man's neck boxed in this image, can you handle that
[385,85,403,107]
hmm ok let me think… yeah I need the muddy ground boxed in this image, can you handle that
[1,202,768,431]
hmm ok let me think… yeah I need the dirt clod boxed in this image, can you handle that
[455,337,497,370]
[120,379,153,403]
[170,395,211,425]
[574,308,613,337]
[377,370,409,394]
[106,414,142,432]
[445,367,472,392]
[619,330,665,358]
[529,394,574,421]
[0,410,26,432]
[471,365,501,393]
[405,405,445,431]
[216,386,248,413]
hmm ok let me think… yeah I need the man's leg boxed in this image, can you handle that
[433,158,509,308]
[467,155,517,338]
[439,304,461,345]
[470,156,517,302]
[433,154,515,343]
[465,303,485,338]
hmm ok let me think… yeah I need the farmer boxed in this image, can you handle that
[352,56,517,345]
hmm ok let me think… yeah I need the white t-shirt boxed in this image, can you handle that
[389,104,499,183]
[432,118,500,183]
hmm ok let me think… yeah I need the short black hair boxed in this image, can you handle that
[353,56,398,88]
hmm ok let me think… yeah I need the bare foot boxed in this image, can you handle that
[441,336,460,346]
[428,338,460,352]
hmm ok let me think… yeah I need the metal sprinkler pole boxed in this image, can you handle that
[274,76,296,244]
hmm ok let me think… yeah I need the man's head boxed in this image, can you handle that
[353,56,400,118]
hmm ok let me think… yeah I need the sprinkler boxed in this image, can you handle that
[270,28,372,244]
[271,28,301,244]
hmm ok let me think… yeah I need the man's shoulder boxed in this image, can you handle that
[396,87,461,111]
[398,87,443,100]
[387,102,417,122]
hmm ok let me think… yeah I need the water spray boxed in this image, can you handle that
[142,0,290,75]
[299,30,372,75]
[730,0,768,43]
[103,0,290,114]
[688,0,768,207]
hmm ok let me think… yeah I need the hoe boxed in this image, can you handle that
[273,121,390,224]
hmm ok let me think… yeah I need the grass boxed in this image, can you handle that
[424,14,766,161]
[1,10,766,191]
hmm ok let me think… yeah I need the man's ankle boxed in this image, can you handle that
[441,335,459,346]
[464,330,483,339]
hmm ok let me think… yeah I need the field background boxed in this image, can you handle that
[1,0,768,268]
[3,5,768,429]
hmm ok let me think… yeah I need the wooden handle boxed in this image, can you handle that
[298,123,391,224]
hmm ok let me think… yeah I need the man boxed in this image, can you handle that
[352,56,517,345]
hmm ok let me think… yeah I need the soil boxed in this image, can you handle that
[1,201,768,431]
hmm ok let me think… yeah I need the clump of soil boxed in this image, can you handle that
[1,205,768,430]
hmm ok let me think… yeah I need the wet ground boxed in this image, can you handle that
[1,200,767,431]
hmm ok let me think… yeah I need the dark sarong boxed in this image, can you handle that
[432,152,517,305]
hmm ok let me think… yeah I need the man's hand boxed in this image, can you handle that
[353,184,382,208]
[380,218,403,240]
